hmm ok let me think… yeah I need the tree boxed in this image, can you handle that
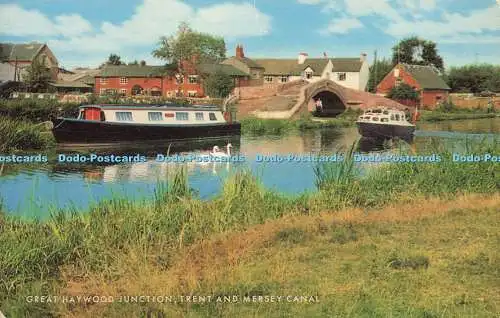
[387,83,420,101]
[446,64,500,93]
[23,58,52,92]
[106,54,123,65]
[152,22,226,75]
[367,58,393,93]
[203,71,235,98]
[128,60,139,65]
[392,37,444,71]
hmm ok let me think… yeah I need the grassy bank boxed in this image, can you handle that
[0,116,54,151]
[240,110,361,135]
[0,140,498,317]
[419,110,497,122]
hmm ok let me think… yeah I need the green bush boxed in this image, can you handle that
[0,116,52,151]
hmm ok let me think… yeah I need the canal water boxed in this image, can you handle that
[1,118,498,219]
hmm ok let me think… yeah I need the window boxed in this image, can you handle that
[187,91,197,97]
[195,112,204,120]
[148,112,163,121]
[116,112,133,121]
[305,71,313,79]
[120,77,128,85]
[188,75,198,84]
[395,114,400,121]
[381,118,389,122]
[100,77,108,84]
[209,112,217,121]
[280,76,288,83]
[100,88,107,95]
[372,117,379,121]
[251,72,260,79]
[337,73,347,81]
[390,114,395,121]
[176,76,184,84]
[176,112,189,121]
[264,76,273,83]
[119,88,127,96]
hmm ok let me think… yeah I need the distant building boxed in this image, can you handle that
[94,63,248,98]
[221,45,370,91]
[51,68,101,93]
[0,42,59,82]
[376,63,451,108]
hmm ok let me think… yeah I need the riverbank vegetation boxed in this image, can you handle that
[0,140,498,317]
[0,116,54,151]
[241,109,362,135]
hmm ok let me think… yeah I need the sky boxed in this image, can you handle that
[0,0,499,69]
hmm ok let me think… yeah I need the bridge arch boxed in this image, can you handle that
[303,79,348,117]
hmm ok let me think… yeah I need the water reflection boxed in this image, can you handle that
[1,117,498,217]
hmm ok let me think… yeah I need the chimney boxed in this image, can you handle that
[360,53,367,62]
[298,52,308,65]
[236,45,245,58]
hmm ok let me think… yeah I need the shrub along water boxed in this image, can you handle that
[0,139,498,316]
[0,116,53,151]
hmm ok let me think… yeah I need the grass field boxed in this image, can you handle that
[0,140,498,317]
[61,194,499,318]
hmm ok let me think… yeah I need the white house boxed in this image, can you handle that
[222,46,370,91]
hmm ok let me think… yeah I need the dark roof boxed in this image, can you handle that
[225,57,363,76]
[49,81,92,88]
[254,58,330,75]
[225,56,264,69]
[0,43,45,61]
[99,65,166,77]
[331,58,364,72]
[197,63,248,76]
[401,64,450,90]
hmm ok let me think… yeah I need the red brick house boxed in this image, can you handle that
[0,42,59,82]
[376,63,451,109]
[95,62,249,98]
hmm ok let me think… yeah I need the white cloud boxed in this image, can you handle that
[297,0,500,44]
[320,17,363,35]
[0,4,91,36]
[0,0,272,67]
[385,6,500,38]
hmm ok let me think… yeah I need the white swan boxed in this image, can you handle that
[210,143,232,158]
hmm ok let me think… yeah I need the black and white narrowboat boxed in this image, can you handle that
[51,104,241,145]
[356,107,416,140]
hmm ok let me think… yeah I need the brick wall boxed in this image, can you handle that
[422,90,449,109]
[376,65,421,94]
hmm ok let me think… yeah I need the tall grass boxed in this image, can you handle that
[0,99,80,122]
[0,139,499,316]
[0,116,53,151]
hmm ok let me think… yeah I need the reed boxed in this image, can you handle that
[0,116,52,151]
[0,139,499,316]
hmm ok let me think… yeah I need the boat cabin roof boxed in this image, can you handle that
[79,104,221,111]
[364,107,406,115]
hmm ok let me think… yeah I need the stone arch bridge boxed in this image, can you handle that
[234,79,408,119]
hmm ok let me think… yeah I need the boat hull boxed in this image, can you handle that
[52,118,241,145]
[356,122,415,139]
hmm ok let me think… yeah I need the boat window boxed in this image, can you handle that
[100,111,106,121]
[381,118,389,122]
[390,114,395,120]
[115,112,133,121]
[364,116,371,120]
[148,112,163,121]
[372,117,379,121]
[383,111,389,115]
[209,112,217,121]
[395,114,400,121]
[195,112,204,121]
[176,112,189,121]
[78,110,84,119]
